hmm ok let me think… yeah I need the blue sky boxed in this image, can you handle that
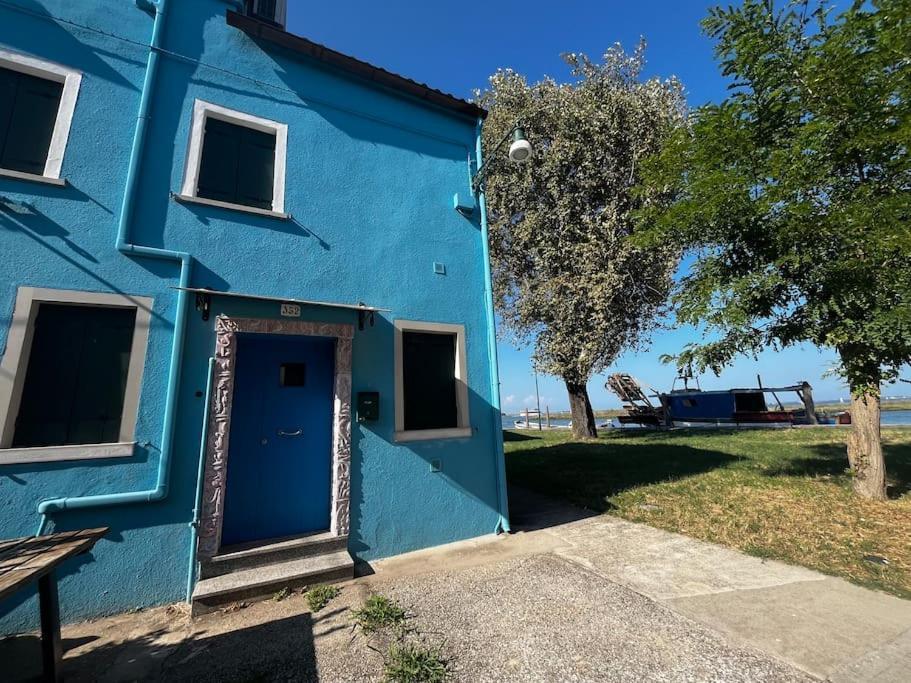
[288,1,908,410]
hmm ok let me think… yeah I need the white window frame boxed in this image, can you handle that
[178,99,288,217]
[0,287,153,465]
[0,47,82,183]
[394,320,471,443]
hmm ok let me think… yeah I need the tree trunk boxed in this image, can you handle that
[565,379,597,439]
[846,388,887,501]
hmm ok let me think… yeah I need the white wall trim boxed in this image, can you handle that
[0,47,82,180]
[0,442,136,466]
[181,99,288,213]
[0,287,154,457]
[393,319,471,442]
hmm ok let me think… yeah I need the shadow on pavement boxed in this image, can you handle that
[507,484,597,532]
[2,611,320,682]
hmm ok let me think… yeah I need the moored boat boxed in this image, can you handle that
[607,373,826,428]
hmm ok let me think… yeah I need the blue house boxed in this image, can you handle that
[0,0,509,630]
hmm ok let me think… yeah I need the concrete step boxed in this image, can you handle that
[191,549,353,615]
[200,532,348,579]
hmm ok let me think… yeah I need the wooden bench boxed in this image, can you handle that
[0,528,108,682]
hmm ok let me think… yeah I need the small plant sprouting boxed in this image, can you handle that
[272,587,292,602]
[383,642,448,683]
[305,584,340,612]
[352,594,406,633]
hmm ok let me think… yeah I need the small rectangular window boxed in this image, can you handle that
[0,65,63,175]
[402,331,458,431]
[197,117,277,211]
[280,362,306,387]
[12,304,136,448]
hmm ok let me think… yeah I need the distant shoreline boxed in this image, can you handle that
[512,399,911,420]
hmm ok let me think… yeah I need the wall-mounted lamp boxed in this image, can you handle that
[507,127,533,162]
[195,291,211,321]
[471,123,534,194]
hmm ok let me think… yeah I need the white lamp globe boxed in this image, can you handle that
[508,128,533,163]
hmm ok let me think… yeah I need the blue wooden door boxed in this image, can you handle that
[221,334,335,547]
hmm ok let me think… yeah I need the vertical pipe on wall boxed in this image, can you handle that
[187,358,215,601]
[36,0,194,534]
[475,118,511,534]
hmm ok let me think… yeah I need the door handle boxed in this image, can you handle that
[277,428,302,437]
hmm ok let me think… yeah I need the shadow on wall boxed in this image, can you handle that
[0,610,320,682]
[0,0,144,91]
[224,30,471,161]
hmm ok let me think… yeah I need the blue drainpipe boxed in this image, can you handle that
[475,118,511,534]
[36,0,193,535]
[186,358,214,601]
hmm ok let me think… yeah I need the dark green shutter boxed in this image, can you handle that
[197,117,241,204]
[236,126,276,209]
[402,332,459,431]
[197,117,276,211]
[0,66,63,175]
[253,0,278,22]
[12,305,136,448]
[0,68,17,164]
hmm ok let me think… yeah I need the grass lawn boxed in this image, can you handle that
[505,427,911,599]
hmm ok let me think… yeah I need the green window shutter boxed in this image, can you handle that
[236,126,276,210]
[12,305,137,448]
[402,332,459,431]
[0,66,63,175]
[0,68,17,164]
[197,117,241,204]
[197,116,276,211]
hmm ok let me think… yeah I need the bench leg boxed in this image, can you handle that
[38,571,62,683]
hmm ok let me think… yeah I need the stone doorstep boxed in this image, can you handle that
[200,532,349,579]
[191,549,354,616]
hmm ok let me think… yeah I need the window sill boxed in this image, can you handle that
[0,168,67,186]
[172,193,290,220]
[394,427,472,443]
[0,442,136,466]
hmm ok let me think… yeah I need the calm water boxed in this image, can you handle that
[502,409,911,431]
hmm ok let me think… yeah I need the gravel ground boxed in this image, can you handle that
[5,553,812,682]
[364,554,811,683]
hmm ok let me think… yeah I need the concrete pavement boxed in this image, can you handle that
[374,486,911,680]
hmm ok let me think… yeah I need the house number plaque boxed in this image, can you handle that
[280,303,301,317]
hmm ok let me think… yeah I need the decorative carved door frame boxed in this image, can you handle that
[196,315,353,559]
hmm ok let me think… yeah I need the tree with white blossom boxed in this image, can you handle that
[478,43,686,437]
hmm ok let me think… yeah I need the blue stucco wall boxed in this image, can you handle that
[0,0,503,634]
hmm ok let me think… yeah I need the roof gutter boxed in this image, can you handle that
[36,0,192,534]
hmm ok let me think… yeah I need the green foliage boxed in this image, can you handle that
[477,43,686,385]
[383,642,449,683]
[304,584,339,612]
[636,0,911,396]
[352,594,407,633]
